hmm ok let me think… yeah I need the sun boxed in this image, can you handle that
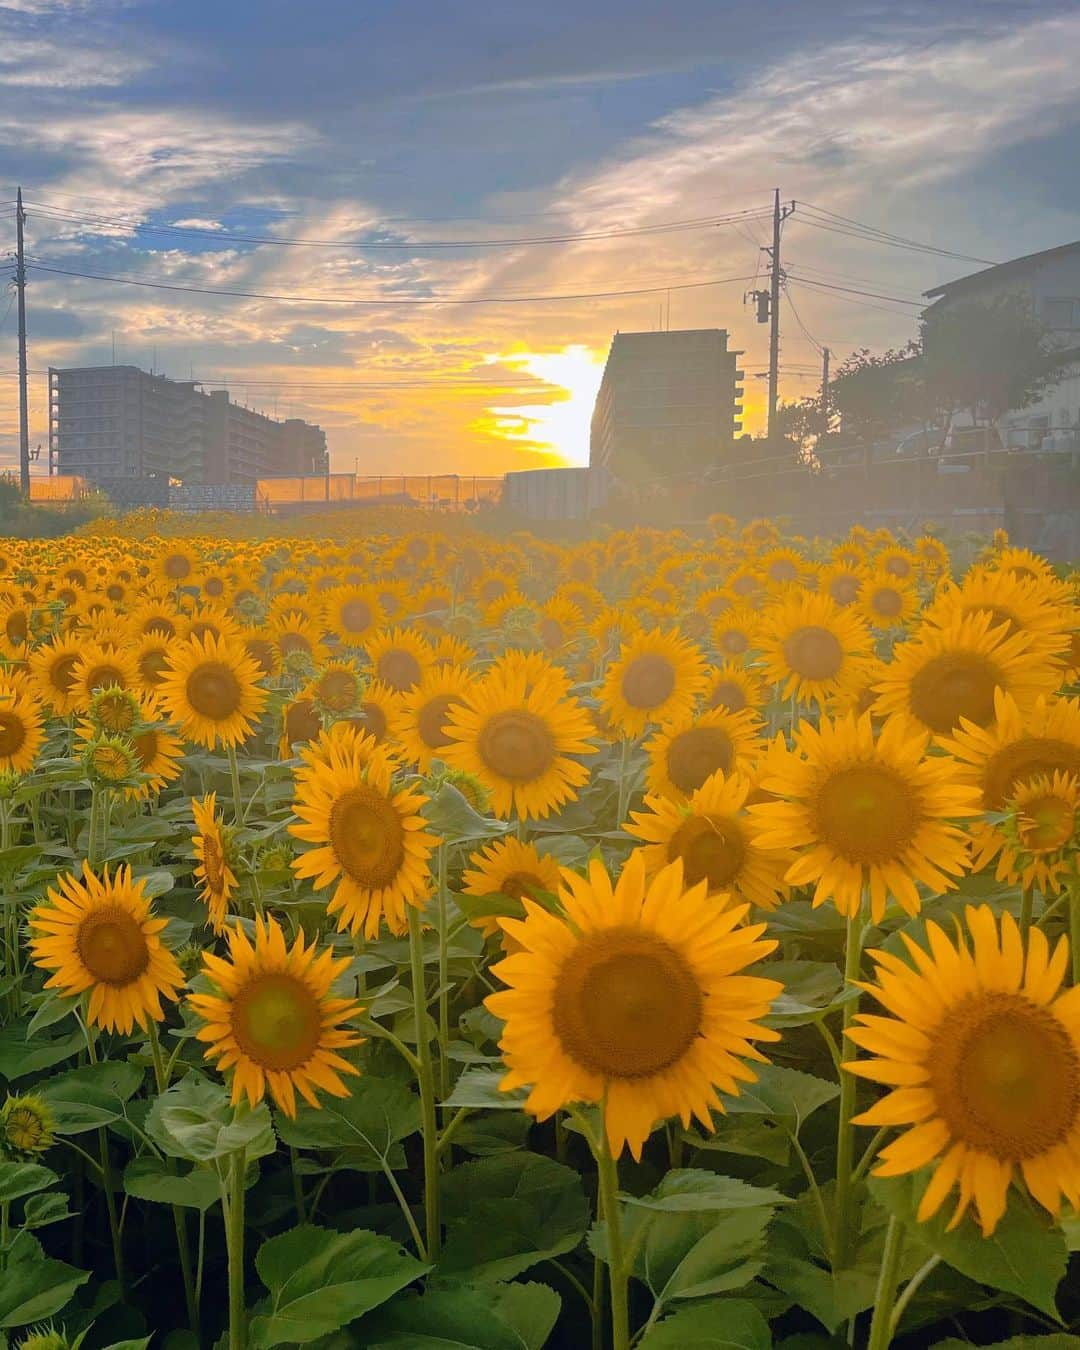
[480,346,606,466]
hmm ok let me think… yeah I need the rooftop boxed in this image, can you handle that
[923,239,1080,302]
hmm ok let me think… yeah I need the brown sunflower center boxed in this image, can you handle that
[477,709,555,782]
[139,649,169,686]
[500,870,548,901]
[50,655,79,694]
[621,654,676,710]
[552,927,703,1079]
[245,640,276,677]
[188,622,222,645]
[417,694,459,749]
[931,992,1080,1160]
[0,710,27,757]
[871,587,904,618]
[1019,793,1075,853]
[186,663,243,721]
[814,763,918,863]
[285,699,321,749]
[378,649,422,692]
[278,632,312,658]
[884,557,912,578]
[329,783,405,888]
[132,729,158,769]
[538,617,565,651]
[163,554,192,581]
[143,616,176,638]
[359,700,388,741]
[769,559,798,582]
[317,670,358,712]
[85,664,127,693]
[908,652,1001,733]
[983,738,1080,810]
[76,906,150,985]
[719,630,750,656]
[665,725,734,795]
[707,680,747,713]
[5,612,28,644]
[830,576,860,606]
[669,813,746,889]
[230,973,322,1072]
[782,625,844,681]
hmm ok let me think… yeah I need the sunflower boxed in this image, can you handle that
[69,642,140,711]
[185,604,245,649]
[192,792,238,934]
[443,667,595,820]
[242,629,279,681]
[923,567,1071,658]
[269,611,327,668]
[0,684,44,775]
[125,693,184,800]
[994,771,1080,895]
[845,905,1080,1236]
[188,914,362,1118]
[819,562,865,609]
[750,712,979,922]
[279,694,323,759]
[157,545,198,587]
[349,678,400,747]
[391,663,475,771]
[365,626,433,693]
[645,706,762,801]
[158,632,268,749]
[711,604,761,662]
[26,632,85,714]
[873,611,1063,737]
[874,545,918,582]
[857,571,920,630]
[757,591,874,709]
[289,740,437,938]
[701,661,766,716]
[599,629,708,739]
[461,837,563,938]
[311,662,363,716]
[29,866,184,1033]
[0,598,32,657]
[939,689,1080,876]
[486,851,782,1160]
[991,545,1058,585]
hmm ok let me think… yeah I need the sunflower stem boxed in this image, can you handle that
[407,903,441,1261]
[866,1215,905,1350]
[436,843,451,1105]
[615,737,633,827]
[87,785,101,868]
[226,1147,247,1350]
[147,1019,199,1333]
[226,742,244,826]
[888,1253,940,1336]
[1019,885,1034,947]
[595,1110,630,1350]
[833,903,866,1271]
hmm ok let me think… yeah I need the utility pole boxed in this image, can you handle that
[15,188,29,497]
[765,188,796,444]
[820,346,830,427]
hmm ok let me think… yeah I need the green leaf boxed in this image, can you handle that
[40,1060,143,1134]
[0,1162,58,1203]
[363,1281,561,1350]
[20,1191,72,1230]
[25,992,81,1038]
[422,784,509,844]
[720,1064,840,1135]
[124,1156,220,1212]
[437,1152,590,1283]
[274,1076,420,1168]
[762,961,845,1027]
[443,1066,527,1111]
[622,1171,787,1213]
[248,1225,428,1347]
[639,1298,772,1348]
[687,1115,790,1165]
[869,1172,1067,1318]
[0,1257,90,1328]
[0,1024,84,1079]
[933,1339,1080,1350]
[146,1075,276,1163]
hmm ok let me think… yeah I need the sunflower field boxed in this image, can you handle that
[2,512,1080,1350]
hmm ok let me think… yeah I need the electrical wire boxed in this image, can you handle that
[793,203,998,266]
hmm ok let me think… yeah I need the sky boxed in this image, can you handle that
[1,0,1078,477]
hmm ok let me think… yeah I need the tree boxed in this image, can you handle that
[921,293,1069,427]
[828,341,930,450]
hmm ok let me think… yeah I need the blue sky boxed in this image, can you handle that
[1,0,1078,474]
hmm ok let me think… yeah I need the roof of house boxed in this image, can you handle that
[923,239,1080,301]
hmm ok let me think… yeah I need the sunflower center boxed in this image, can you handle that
[719,631,749,656]
[0,711,26,757]
[830,576,860,605]
[144,616,176,638]
[500,870,547,900]
[707,680,746,713]
[86,664,126,693]
[669,813,746,889]
[665,726,734,794]
[187,663,243,720]
[318,670,358,712]
[983,738,1080,810]
[284,699,321,748]
[278,632,312,658]
[477,709,555,782]
[782,625,844,681]
[139,649,169,685]
[908,652,1000,733]
[360,701,388,741]
[231,973,322,1071]
[1019,793,1075,853]
[50,655,79,693]
[814,764,918,862]
[378,649,421,692]
[417,694,459,749]
[329,784,405,888]
[132,729,158,769]
[5,612,27,643]
[622,655,676,710]
[164,554,192,580]
[884,557,912,578]
[552,927,703,1079]
[872,587,903,618]
[75,906,149,985]
[931,992,1080,1160]
[245,640,276,677]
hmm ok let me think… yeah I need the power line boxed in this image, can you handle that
[783,271,924,306]
[24,198,774,251]
[24,260,760,306]
[785,278,920,321]
[793,203,998,266]
[781,284,825,355]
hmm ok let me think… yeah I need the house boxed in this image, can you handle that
[923,241,1080,450]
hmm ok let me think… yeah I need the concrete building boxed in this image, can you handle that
[589,329,743,482]
[923,241,1080,450]
[48,365,328,485]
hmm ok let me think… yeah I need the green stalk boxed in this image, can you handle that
[83,1019,124,1290]
[289,1146,307,1224]
[407,904,441,1261]
[866,1215,905,1350]
[833,903,866,1271]
[226,742,244,826]
[1019,885,1034,947]
[595,1115,630,1350]
[227,1148,248,1350]
[615,737,633,827]
[87,785,101,867]
[148,1020,198,1333]
[436,844,451,1103]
